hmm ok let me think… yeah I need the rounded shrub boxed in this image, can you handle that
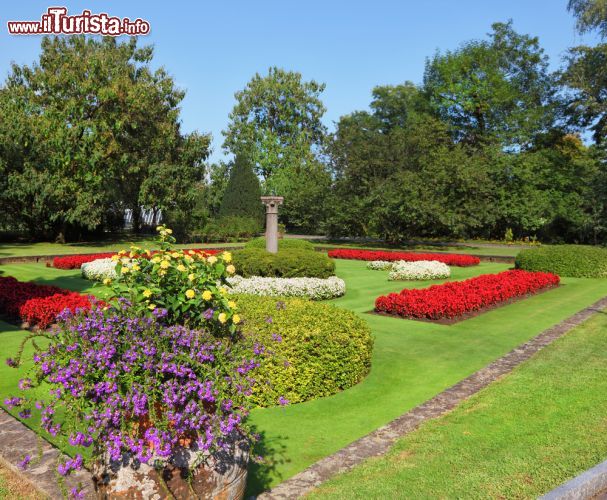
[237,295,373,406]
[515,245,607,278]
[245,237,315,251]
[233,247,335,278]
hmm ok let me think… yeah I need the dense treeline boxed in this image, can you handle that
[1,2,606,243]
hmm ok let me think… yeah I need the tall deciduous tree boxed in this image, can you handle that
[0,36,207,241]
[423,21,557,148]
[568,0,607,37]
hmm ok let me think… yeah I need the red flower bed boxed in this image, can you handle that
[52,253,116,269]
[327,249,480,267]
[19,292,97,328]
[52,248,220,269]
[374,270,560,320]
[0,276,98,328]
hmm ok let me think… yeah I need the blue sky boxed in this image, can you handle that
[0,1,600,161]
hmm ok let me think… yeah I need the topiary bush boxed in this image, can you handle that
[515,245,607,278]
[245,237,315,251]
[232,247,335,278]
[237,295,373,406]
[196,216,260,242]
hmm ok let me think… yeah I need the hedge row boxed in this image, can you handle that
[515,245,607,278]
[232,247,335,278]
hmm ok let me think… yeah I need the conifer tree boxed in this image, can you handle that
[219,155,263,225]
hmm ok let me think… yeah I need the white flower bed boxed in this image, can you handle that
[81,258,117,281]
[388,260,451,281]
[226,275,346,300]
[367,260,393,270]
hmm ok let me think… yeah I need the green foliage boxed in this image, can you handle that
[423,21,556,147]
[219,155,263,224]
[105,225,240,333]
[237,295,373,406]
[0,36,209,241]
[568,0,607,37]
[515,245,607,277]
[222,67,331,233]
[197,216,260,243]
[232,247,335,278]
[245,237,315,251]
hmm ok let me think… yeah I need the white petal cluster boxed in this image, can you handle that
[81,258,118,281]
[367,260,393,270]
[388,260,451,281]
[226,275,346,300]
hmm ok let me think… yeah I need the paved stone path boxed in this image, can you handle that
[0,410,93,498]
[259,296,607,499]
[1,297,606,499]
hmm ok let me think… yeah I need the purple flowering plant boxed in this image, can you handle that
[103,225,240,335]
[4,297,266,477]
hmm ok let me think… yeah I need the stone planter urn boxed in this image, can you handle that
[92,434,249,499]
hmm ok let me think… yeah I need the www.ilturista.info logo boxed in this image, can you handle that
[7,7,150,36]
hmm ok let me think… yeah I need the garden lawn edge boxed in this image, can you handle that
[257,295,607,499]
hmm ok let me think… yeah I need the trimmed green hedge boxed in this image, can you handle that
[233,247,335,278]
[237,295,373,407]
[515,245,607,278]
[245,237,315,251]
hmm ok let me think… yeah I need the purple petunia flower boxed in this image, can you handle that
[278,396,289,406]
[18,455,31,470]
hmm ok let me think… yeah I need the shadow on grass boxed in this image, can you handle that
[245,427,289,497]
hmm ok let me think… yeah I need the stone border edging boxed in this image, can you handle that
[541,459,607,500]
[258,296,607,499]
[0,410,94,498]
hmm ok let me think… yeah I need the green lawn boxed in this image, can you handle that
[309,303,607,499]
[0,240,243,258]
[1,260,606,495]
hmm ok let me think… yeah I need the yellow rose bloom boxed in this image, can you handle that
[121,266,130,274]
[220,287,228,296]
[184,255,193,263]
[103,278,112,285]
[143,289,152,298]
[188,250,196,255]
[185,289,196,299]
[228,300,237,309]
[151,256,161,264]
[160,260,170,269]
[218,313,227,324]
[156,225,163,231]
[226,264,236,274]
[171,252,180,258]
[118,250,126,256]
[222,251,232,263]
[232,314,241,324]
[158,270,166,276]
[207,255,218,265]
[129,252,135,258]
[177,264,187,272]
[163,254,171,261]
[188,273,196,281]
[166,229,173,234]
[202,290,213,301]
[111,254,120,261]
[131,264,141,272]
[148,304,156,310]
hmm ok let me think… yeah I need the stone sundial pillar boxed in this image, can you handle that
[260,196,284,253]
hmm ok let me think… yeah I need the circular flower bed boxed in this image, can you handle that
[367,260,393,270]
[227,275,346,300]
[81,258,117,281]
[388,260,451,281]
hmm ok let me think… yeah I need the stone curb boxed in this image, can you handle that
[541,459,607,500]
[0,410,94,498]
[258,296,607,499]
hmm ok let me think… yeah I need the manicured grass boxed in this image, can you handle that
[1,260,607,495]
[0,240,243,258]
[309,305,607,499]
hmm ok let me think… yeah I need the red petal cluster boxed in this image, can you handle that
[52,248,220,269]
[374,270,559,320]
[0,276,98,328]
[328,249,480,267]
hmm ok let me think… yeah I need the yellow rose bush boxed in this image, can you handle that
[104,225,239,334]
